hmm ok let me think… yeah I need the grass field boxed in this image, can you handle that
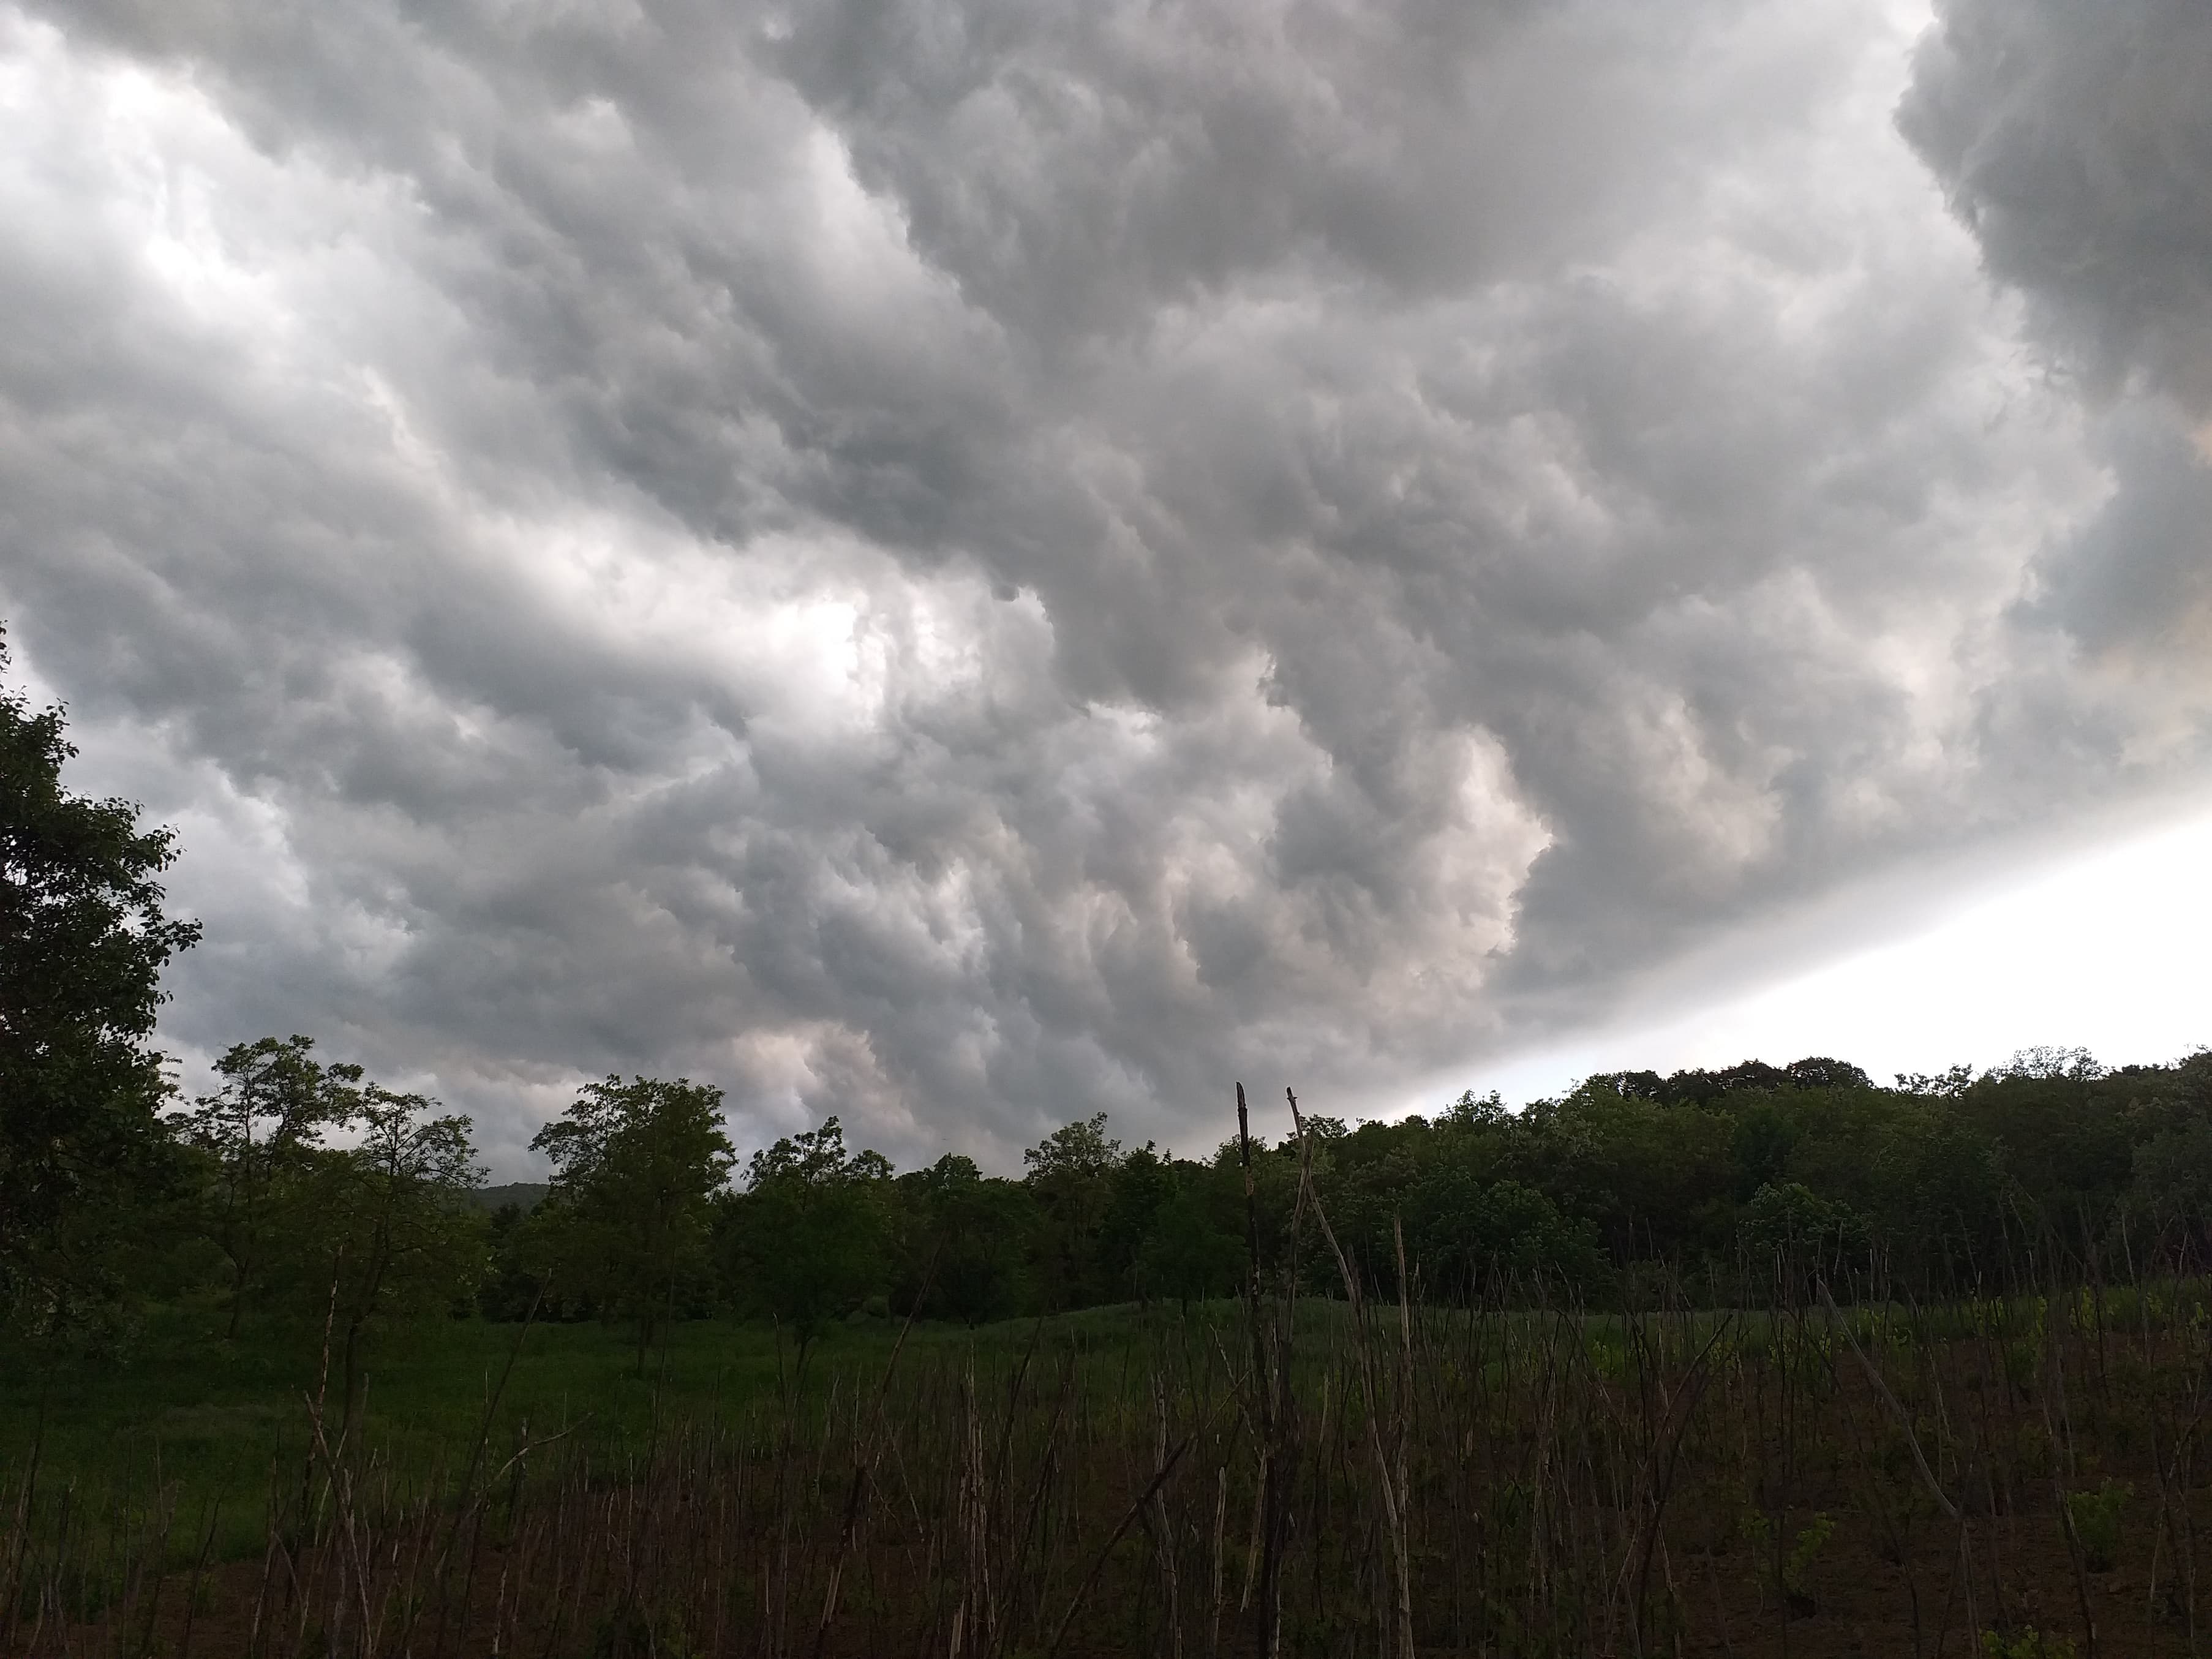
[0,1298,1176,1569]
[10,1282,2212,1656]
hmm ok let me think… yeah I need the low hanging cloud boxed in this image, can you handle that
[1903,0,2212,704]
[1,0,2205,1171]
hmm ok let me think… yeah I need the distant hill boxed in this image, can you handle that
[470,1182,551,1213]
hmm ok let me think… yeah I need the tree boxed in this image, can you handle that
[1739,1181,1869,1296]
[901,1154,1031,1325]
[311,1083,484,1433]
[1135,1171,1243,1313]
[1097,1143,1173,1296]
[724,1116,891,1366]
[1784,1056,1873,1091]
[170,1039,486,1415]
[1,628,201,1326]
[168,1035,363,1336]
[1023,1113,1123,1307]
[530,1077,735,1373]
[1404,1166,1603,1298]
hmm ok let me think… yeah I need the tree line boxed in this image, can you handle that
[9,622,2212,1375]
[502,1042,2212,1353]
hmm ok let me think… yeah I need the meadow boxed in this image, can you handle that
[10,1258,2212,1659]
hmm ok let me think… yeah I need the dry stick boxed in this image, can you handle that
[1044,1435,1193,1659]
[175,1497,222,1659]
[1900,1279,1983,1655]
[1627,1312,1736,1656]
[1005,1358,1080,1650]
[297,1251,380,1658]
[1147,1371,1184,1659]
[1308,1366,1337,1627]
[1232,1082,1282,1659]
[811,1245,939,1658]
[954,1361,994,1659]
[423,1286,543,1657]
[982,1313,1055,1647]
[1285,1086,1415,1659]
[1207,1466,1228,1659]
[2130,1219,2208,1649]
[2037,1248,2101,1659]
[301,1390,372,1655]
[245,1454,283,1659]
[1829,1307,1926,1659]
[1393,1212,1415,1563]
[1236,1428,1265,1616]
[25,1476,69,1659]
[131,1453,179,1659]
[0,1375,48,1658]
[1821,1281,1960,1525]
[1273,1115,1309,1634]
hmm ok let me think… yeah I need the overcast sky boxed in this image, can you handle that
[4,0,2209,1174]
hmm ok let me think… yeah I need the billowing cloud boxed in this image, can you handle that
[1,0,2203,1171]
[1903,0,2212,729]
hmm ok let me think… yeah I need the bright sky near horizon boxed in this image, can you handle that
[4,0,2210,1175]
[1467,802,2212,1113]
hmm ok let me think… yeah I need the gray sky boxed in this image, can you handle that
[4,0,2208,1174]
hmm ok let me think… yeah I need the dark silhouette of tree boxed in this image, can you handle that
[168,1034,361,1336]
[1135,1170,1244,1312]
[312,1083,484,1432]
[171,1036,486,1415]
[1023,1112,1123,1307]
[722,1116,891,1367]
[0,626,200,1328]
[900,1153,1031,1325]
[530,1076,734,1373]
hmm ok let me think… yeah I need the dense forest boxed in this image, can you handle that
[56,1032,2212,1353]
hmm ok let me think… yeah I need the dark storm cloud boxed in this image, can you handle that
[1902,0,2212,407]
[0,0,2202,1170]
[1903,0,2212,733]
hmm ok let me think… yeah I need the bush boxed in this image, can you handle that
[2066,1478,2129,1573]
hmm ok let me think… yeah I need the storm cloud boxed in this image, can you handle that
[1,0,2205,1170]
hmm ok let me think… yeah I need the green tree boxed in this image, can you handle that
[530,1076,735,1373]
[0,627,200,1328]
[1135,1169,1243,1313]
[901,1153,1031,1325]
[309,1084,485,1434]
[1023,1112,1123,1307]
[1097,1143,1173,1297]
[170,1039,487,1415]
[724,1116,891,1366]
[1958,1051,2132,1229]
[1404,1165,1603,1297]
[478,1203,543,1323]
[2126,1051,2212,1252]
[1739,1180,1869,1296]
[169,1035,360,1336]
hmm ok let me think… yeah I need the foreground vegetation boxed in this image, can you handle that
[14,1242,2212,1657]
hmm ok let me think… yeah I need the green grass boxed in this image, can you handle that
[0,1296,1235,1568]
[0,1289,1900,1574]
[1,1306,824,1566]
